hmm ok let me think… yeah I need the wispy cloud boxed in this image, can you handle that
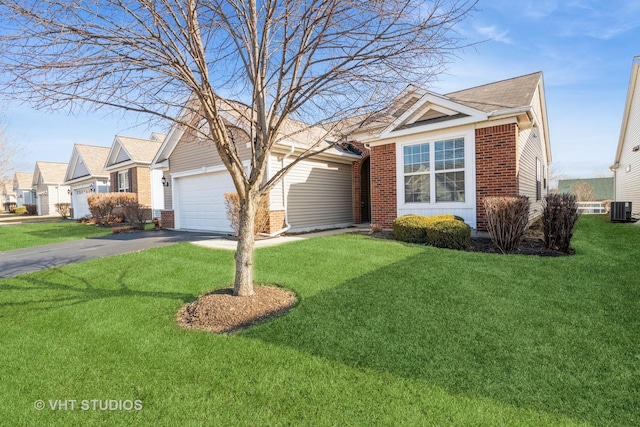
[475,25,514,44]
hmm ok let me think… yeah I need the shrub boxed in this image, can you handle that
[543,194,580,253]
[55,203,71,219]
[223,193,270,236]
[120,200,151,230]
[425,218,471,250]
[14,206,27,215]
[393,214,469,250]
[87,193,138,225]
[483,196,530,253]
[24,204,37,215]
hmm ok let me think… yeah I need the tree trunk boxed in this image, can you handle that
[233,195,257,296]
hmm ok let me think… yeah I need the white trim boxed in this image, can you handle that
[395,127,477,228]
[169,162,249,179]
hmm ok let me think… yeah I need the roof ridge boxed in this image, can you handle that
[445,71,542,95]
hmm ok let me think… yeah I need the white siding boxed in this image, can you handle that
[616,69,640,212]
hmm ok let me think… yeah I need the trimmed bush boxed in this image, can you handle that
[483,196,530,253]
[543,193,580,253]
[88,193,138,225]
[223,193,270,236]
[14,206,27,215]
[425,218,471,250]
[393,214,470,250]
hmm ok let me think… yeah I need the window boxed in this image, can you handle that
[404,138,465,203]
[118,170,130,192]
[536,158,542,201]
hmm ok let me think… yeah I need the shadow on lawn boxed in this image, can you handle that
[0,267,195,314]
[244,250,637,426]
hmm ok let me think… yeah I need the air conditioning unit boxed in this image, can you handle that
[610,201,632,222]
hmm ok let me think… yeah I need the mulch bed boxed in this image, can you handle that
[177,286,297,334]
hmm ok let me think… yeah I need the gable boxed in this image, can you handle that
[114,145,131,164]
[70,157,90,180]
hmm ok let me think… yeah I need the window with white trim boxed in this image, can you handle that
[404,138,465,203]
[118,170,130,192]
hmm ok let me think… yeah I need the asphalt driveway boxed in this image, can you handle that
[0,230,223,278]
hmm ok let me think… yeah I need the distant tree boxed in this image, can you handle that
[0,0,476,297]
[571,181,596,202]
[0,116,18,181]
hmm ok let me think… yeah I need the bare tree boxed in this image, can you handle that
[0,116,18,181]
[0,0,476,296]
[571,181,596,202]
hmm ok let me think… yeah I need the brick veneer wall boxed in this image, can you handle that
[475,123,519,231]
[370,143,397,228]
[351,141,370,224]
[133,167,152,205]
[267,210,286,234]
[160,210,175,229]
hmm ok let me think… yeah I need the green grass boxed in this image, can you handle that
[0,222,111,251]
[0,215,638,426]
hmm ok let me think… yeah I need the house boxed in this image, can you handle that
[347,72,551,231]
[611,56,640,214]
[12,171,35,208]
[151,102,360,234]
[31,161,71,215]
[2,181,16,212]
[64,144,111,219]
[558,178,614,201]
[104,133,165,217]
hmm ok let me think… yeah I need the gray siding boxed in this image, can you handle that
[115,147,130,164]
[279,157,354,232]
[616,71,640,211]
[518,126,546,221]
[71,161,90,179]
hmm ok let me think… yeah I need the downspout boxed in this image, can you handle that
[259,144,294,237]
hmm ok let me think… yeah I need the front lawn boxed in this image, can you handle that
[0,215,638,425]
[0,222,111,251]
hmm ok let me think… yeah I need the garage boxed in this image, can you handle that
[174,171,236,232]
[71,188,92,219]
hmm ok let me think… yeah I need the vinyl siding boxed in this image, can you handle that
[518,126,546,221]
[273,157,353,232]
[115,147,130,164]
[616,71,640,211]
[166,128,251,209]
[70,161,90,180]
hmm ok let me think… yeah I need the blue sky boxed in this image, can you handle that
[4,0,640,184]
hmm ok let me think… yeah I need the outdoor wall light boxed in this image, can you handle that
[161,176,170,187]
[89,184,95,192]
[67,188,71,195]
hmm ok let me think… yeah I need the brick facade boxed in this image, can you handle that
[351,141,370,224]
[475,124,519,231]
[267,210,286,234]
[160,210,175,229]
[109,167,152,205]
[370,143,397,228]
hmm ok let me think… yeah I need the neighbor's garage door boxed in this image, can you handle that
[72,188,91,219]
[175,171,235,232]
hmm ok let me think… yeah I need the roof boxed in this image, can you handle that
[558,178,614,201]
[33,161,68,185]
[117,136,163,163]
[74,144,111,176]
[446,72,542,114]
[13,171,33,189]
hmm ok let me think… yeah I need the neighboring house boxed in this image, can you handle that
[13,171,35,207]
[347,72,551,231]
[558,178,614,201]
[64,144,111,219]
[31,161,71,215]
[2,181,16,212]
[104,133,165,217]
[151,102,360,234]
[611,56,640,214]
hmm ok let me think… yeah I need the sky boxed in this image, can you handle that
[3,0,640,185]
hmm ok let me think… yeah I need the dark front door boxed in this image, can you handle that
[360,157,371,222]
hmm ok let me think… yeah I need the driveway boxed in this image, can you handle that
[0,230,224,279]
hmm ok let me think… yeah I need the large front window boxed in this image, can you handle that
[404,138,465,203]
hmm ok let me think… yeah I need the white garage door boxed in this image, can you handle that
[72,188,91,219]
[175,171,236,232]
